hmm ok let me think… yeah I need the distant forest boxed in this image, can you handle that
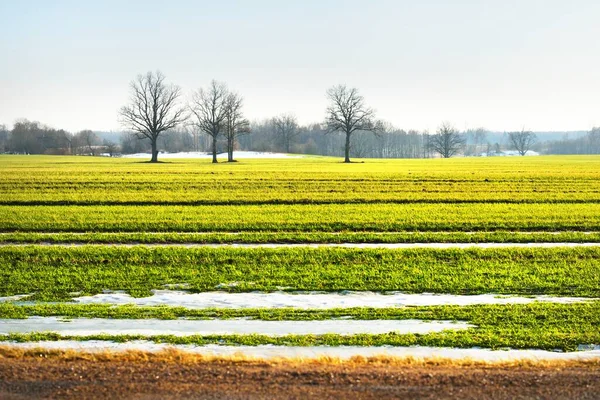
[1,119,599,158]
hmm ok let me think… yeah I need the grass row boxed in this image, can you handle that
[1,246,600,300]
[2,203,600,232]
[0,302,597,322]
[2,302,599,351]
[2,156,600,205]
[1,231,600,244]
[3,191,600,205]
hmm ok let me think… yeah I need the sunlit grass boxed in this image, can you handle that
[1,246,599,300]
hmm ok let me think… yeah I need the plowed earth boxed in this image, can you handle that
[1,358,599,400]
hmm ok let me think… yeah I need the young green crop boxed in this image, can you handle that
[2,203,600,233]
[2,155,600,205]
[2,301,599,351]
[1,301,598,323]
[1,246,600,300]
[2,231,600,244]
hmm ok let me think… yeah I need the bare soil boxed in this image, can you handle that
[1,357,599,400]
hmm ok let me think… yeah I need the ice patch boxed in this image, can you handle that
[4,341,600,362]
[72,290,596,309]
[0,317,471,336]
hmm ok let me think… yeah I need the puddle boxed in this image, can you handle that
[0,317,471,336]
[3,341,600,362]
[71,290,595,309]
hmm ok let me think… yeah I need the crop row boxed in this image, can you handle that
[1,246,599,300]
[2,181,600,205]
[1,302,597,323]
[1,203,599,233]
[2,231,600,244]
[2,302,599,351]
[2,156,600,204]
[4,154,600,178]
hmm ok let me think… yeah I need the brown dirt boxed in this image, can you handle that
[0,354,599,400]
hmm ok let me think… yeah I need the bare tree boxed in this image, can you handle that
[508,129,537,156]
[103,139,118,157]
[189,80,229,163]
[119,71,187,162]
[272,113,299,153]
[429,122,465,158]
[76,130,98,155]
[325,85,381,163]
[224,92,250,162]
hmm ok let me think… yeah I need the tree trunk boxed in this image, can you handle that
[150,139,158,163]
[344,132,351,163]
[227,137,234,162]
[212,135,218,163]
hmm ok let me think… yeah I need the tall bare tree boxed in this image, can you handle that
[103,139,118,157]
[119,71,187,162]
[272,113,299,153]
[76,130,98,155]
[189,80,229,163]
[325,85,381,163]
[429,122,465,158]
[224,92,250,162]
[508,129,537,156]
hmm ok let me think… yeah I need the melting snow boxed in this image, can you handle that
[71,290,595,309]
[0,317,471,336]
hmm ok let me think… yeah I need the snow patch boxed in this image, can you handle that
[72,290,596,309]
[0,294,34,302]
[0,317,471,336]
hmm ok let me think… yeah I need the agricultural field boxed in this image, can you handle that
[0,155,599,372]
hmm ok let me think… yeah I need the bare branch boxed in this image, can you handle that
[508,129,537,156]
[272,113,299,153]
[189,80,229,163]
[118,71,187,162]
[324,84,379,162]
[428,122,465,158]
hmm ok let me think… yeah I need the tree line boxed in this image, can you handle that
[0,120,117,156]
[2,70,599,161]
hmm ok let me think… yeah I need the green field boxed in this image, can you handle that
[1,246,599,300]
[1,155,599,352]
[2,302,599,351]
[2,155,600,205]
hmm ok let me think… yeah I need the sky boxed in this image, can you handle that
[0,0,599,133]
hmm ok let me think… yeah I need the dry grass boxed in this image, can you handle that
[1,345,598,369]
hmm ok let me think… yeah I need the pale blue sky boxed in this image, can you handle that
[1,0,599,132]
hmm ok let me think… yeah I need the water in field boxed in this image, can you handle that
[70,290,595,309]
[0,317,471,336]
